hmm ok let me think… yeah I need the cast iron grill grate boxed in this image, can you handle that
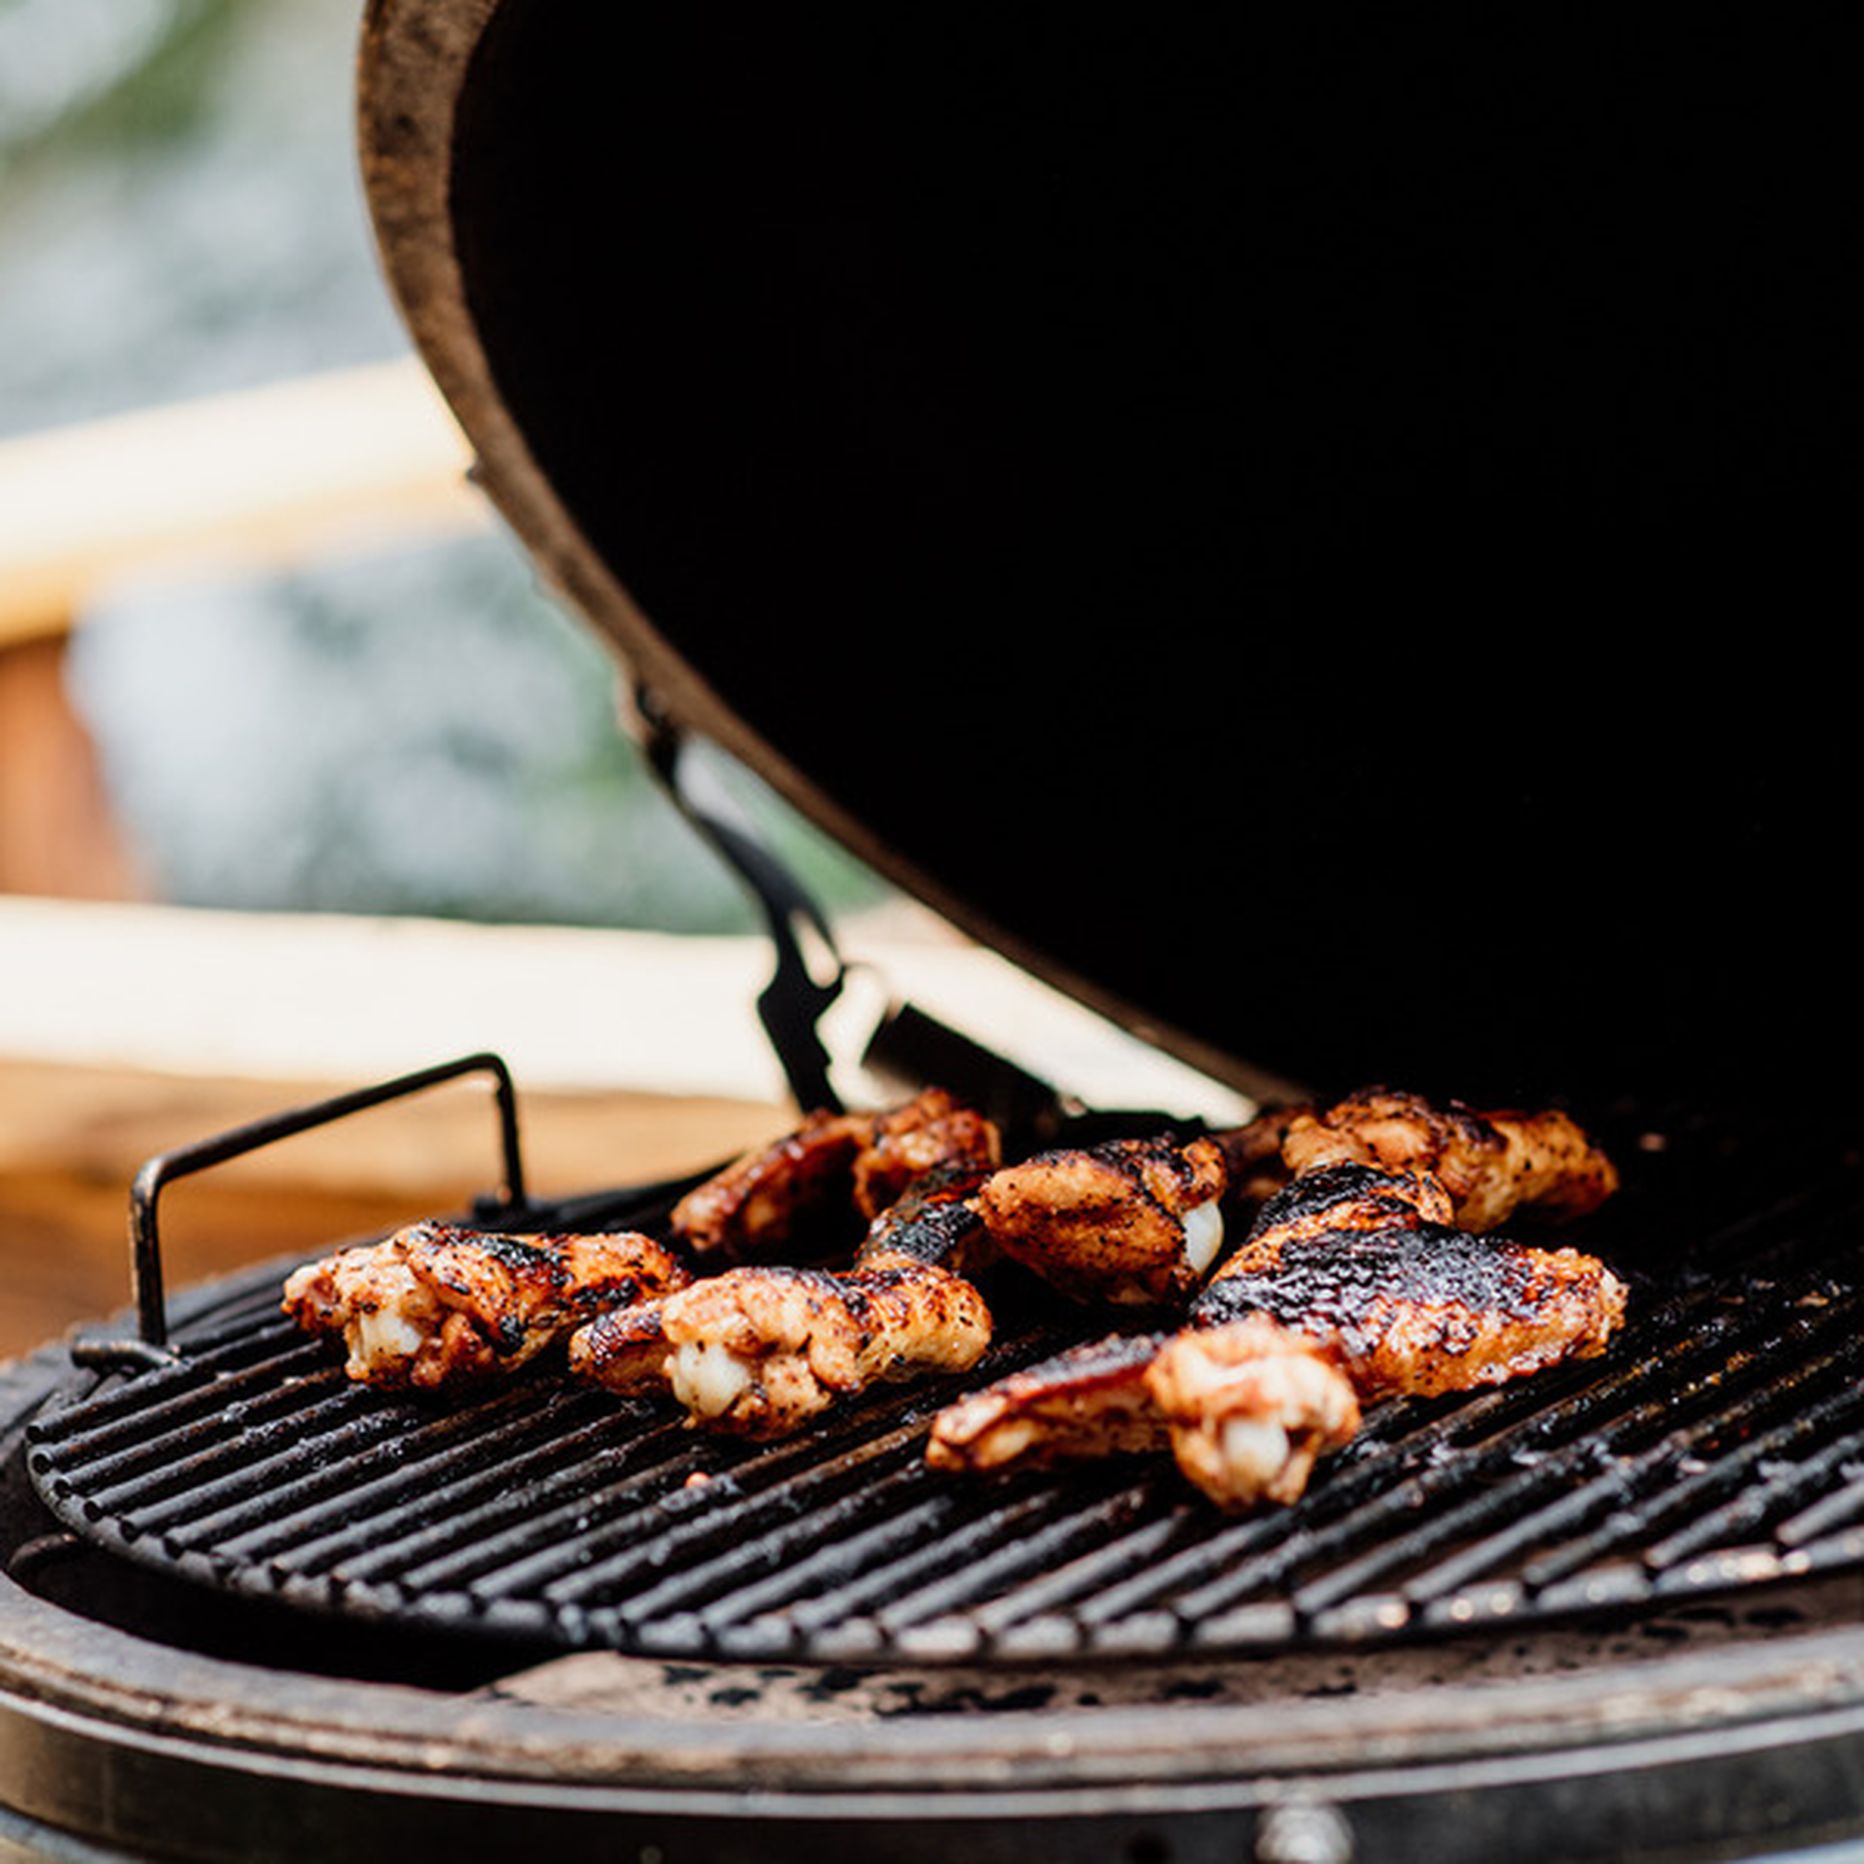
[24,1124,1864,1666]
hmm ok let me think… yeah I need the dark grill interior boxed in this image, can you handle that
[26,1119,1864,1667]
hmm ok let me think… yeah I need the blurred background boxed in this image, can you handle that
[0,0,1236,1357]
[0,0,881,927]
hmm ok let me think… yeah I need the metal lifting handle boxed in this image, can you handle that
[125,1051,527,1352]
[636,691,847,1113]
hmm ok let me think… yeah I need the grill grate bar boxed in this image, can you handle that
[867,1470,1167,1640]
[277,1403,650,1580]
[696,1489,970,1640]
[30,1333,331,1468]
[1776,1471,1864,1547]
[394,1415,697,1594]
[548,1421,937,1613]
[210,1387,620,1568]
[1520,1346,1864,1591]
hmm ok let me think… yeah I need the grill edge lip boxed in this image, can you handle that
[8,1561,1864,1797]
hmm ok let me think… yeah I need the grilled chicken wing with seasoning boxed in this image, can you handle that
[1144,1317,1360,1507]
[654,1255,992,1439]
[573,1161,998,1433]
[282,1222,687,1390]
[974,1134,1231,1306]
[1281,1086,1619,1231]
[669,1089,998,1260]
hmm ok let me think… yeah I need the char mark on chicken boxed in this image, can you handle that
[282,1222,688,1390]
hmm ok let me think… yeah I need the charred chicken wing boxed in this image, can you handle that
[973,1134,1231,1306]
[1190,1163,1627,1400]
[669,1089,998,1260]
[282,1222,687,1390]
[1280,1087,1619,1231]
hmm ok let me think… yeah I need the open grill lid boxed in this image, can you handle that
[360,5,1857,1115]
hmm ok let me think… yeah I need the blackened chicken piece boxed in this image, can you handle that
[974,1134,1230,1306]
[1191,1163,1627,1401]
[1144,1317,1361,1508]
[669,1089,999,1260]
[282,1222,687,1390]
[925,1331,1170,1473]
[858,1158,999,1279]
[1281,1087,1619,1232]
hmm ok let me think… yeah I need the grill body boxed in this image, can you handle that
[7,5,1861,1856]
[8,1296,1864,1864]
[5,1095,1864,1859]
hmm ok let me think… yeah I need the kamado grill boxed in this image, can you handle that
[4,7,1860,1860]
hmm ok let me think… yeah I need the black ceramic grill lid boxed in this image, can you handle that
[362,4,1857,1115]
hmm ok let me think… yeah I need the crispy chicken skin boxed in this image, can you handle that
[574,1159,999,1427]
[1145,1317,1361,1508]
[974,1134,1231,1306]
[282,1222,687,1390]
[669,1089,999,1259]
[655,1260,991,1439]
[566,1298,678,1395]
[1281,1087,1619,1231]
[1192,1164,1627,1402]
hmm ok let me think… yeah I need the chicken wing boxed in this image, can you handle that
[1144,1316,1361,1507]
[973,1134,1231,1306]
[282,1222,687,1390]
[1280,1087,1619,1231]
[654,1257,992,1439]
[669,1089,998,1260]
[1190,1162,1627,1400]
[573,1160,999,1430]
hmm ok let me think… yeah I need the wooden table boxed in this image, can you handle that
[0,1057,784,1361]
